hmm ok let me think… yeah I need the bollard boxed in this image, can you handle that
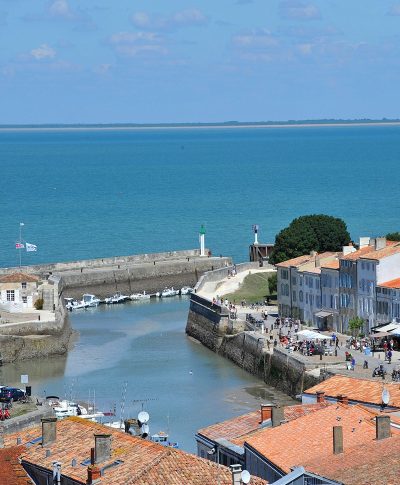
[320,353,323,361]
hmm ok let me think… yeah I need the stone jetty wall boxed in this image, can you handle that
[186,280,320,398]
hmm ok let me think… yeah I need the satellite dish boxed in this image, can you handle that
[241,470,251,484]
[138,411,150,424]
[141,423,149,438]
[382,388,390,405]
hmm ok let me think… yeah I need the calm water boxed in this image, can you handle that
[0,299,293,451]
[1,125,400,268]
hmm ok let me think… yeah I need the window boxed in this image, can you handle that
[292,276,297,286]
[6,290,15,301]
[22,296,27,304]
[281,269,289,280]
[299,291,303,302]
[21,282,27,289]
[306,293,309,304]
[292,291,297,302]
[316,279,320,290]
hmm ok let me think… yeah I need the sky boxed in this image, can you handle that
[1,0,400,124]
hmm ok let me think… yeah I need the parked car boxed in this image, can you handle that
[0,387,26,402]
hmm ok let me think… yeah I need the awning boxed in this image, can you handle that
[370,331,392,338]
[374,323,400,333]
[314,311,333,318]
[297,329,333,340]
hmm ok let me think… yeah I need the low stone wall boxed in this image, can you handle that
[186,289,320,398]
[0,404,53,436]
[194,262,261,293]
[0,301,72,363]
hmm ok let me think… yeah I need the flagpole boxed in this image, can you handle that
[19,222,23,268]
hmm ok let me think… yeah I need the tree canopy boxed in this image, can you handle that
[269,214,351,265]
[386,232,400,241]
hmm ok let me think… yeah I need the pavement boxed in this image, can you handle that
[198,268,275,301]
[236,306,400,382]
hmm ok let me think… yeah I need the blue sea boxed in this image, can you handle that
[1,125,400,268]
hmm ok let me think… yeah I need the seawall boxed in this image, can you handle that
[1,249,232,299]
[186,265,320,398]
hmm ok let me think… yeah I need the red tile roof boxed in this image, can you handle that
[4,418,266,485]
[321,260,340,270]
[379,278,400,289]
[0,445,31,485]
[304,375,400,409]
[361,244,400,261]
[0,273,39,283]
[275,255,314,268]
[198,403,331,446]
[244,404,399,474]
[304,432,400,485]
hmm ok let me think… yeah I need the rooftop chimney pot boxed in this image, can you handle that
[316,391,325,403]
[337,395,349,406]
[41,417,57,447]
[333,426,343,454]
[260,404,273,423]
[375,237,387,251]
[87,465,101,485]
[376,416,391,440]
[230,464,242,485]
[271,405,285,427]
[94,434,112,464]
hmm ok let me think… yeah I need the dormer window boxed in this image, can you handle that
[22,282,27,289]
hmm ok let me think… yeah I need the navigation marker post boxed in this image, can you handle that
[199,224,206,257]
[252,224,259,245]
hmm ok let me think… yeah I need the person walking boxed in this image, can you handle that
[351,357,356,371]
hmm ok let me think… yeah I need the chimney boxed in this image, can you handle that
[259,404,272,423]
[41,417,57,447]
[230,464,242,485]
[333,426,343,454]
[94,434,112,464]
[359,237,370,249]
[375,237,387,251]
[342,245,356,256]
[87,465,101,484]
[315,256,320,268]
[310,250,317,258]
[271,405,285,427]
[376,416,391,440]
[337,395,349,406]
[316,391,325,403]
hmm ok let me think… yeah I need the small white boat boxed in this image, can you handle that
[82,294,101,307]
[130,291,151,301]
[151,431,179,448]
[180,287,194,295]
[104,420,125,431]
[105,292,129,304]
[65,298,89,311]
[159,287,179,298]
[52,400,104,421]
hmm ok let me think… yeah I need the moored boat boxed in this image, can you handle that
[130,291,151,301]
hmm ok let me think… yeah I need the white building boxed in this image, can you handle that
[0,272,39,312]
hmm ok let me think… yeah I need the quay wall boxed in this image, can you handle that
[186,291,319,398]
[0,277,73,363]
[0,249,205,276]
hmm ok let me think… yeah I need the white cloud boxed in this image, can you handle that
[233,29,279,48]
[109,31,168,58]
[30,44,56,60]
[131,8,207,31]
[48,0,74,19]
[279,1,321,20]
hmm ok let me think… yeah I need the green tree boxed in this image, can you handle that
[386,232,400,241]
[269,214,351,264]
[268,272,277,295]
[348,316,364,337]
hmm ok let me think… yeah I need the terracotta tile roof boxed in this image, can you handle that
[379,278,400,289]
[244,404,399,474]
[321,260,340,270]
[4,418,266,485]
[361,244,400,261]
[341,246,372,260]
[198,403,331,446]
[0,445,31,485]
[0,273,39,283]
[275,255,314,268]
[304,375,400,409]
[303,433,400,485]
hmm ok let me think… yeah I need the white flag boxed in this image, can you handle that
[26,242,37,252]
